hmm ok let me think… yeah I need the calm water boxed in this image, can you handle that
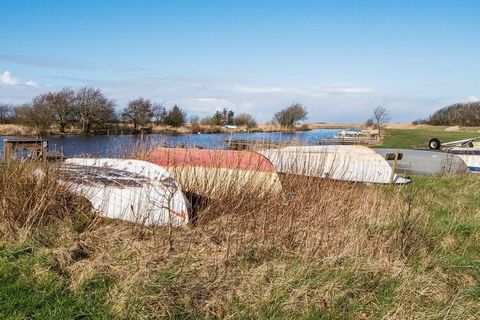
[0,129,341,158]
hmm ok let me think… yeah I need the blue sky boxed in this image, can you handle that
[1,0,479,123]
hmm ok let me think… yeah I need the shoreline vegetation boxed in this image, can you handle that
[2,122,480,146]
[0,122,357,137]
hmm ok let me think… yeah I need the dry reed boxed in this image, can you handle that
[0,143,478,319]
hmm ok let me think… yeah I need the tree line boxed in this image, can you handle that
[0,88,188,134]
[418,102,480,126]
[1,88,116,134]
[0,87,310,134]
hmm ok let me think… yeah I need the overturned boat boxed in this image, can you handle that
[258,145,409,184]
[59,158,189,226]
[144,148,283,198]
[374,149,468,176]
[444,149,480,173]
[428,136,480,172]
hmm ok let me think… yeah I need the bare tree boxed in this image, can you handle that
[32,89,76,133]
[373,105,391,136]
[273,103,308,129]
[426,102,480,126]
[0,104,13,124]
[233,113,257,128]
[200,116,214,125]
[365,117,375,127]
[190,115,200,125]
[14,102,54,135]
[152,102,167,125]
[189,115,201,131]
[75,87,116,134]
[122,98,153,130]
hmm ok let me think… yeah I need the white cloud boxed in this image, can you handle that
[1,71,18,85]
[25,80,39,87]
[0,72,456,123]
[467,96,479,102]
[94,76,452,122]
[0,71,40,87]
[312,85,374,94]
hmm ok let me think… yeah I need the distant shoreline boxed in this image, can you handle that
[0,123,355,137]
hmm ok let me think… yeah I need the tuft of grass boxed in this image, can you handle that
[0,242,112,319]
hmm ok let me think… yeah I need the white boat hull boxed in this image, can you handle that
[62,158,190,226]
[259,145,409,184]
[446,148,480,173]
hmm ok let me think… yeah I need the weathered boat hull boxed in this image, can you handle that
[258,145,409,184]
[61,158,189,226]
[374,149,468,175]
[145,148,283,198]
[445,148,480,173]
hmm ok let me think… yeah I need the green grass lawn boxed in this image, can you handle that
[0,243,112,320]
[378,127,480,149]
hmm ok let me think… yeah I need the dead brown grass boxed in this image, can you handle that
[0,161,94,242]
[48,176,434,318]
[0,124,35,136]
[0,155,478,319]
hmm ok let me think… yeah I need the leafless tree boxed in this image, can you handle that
[32,89,76,133]
[189,115,201,131]
[233,113,257,128]
[190,115,200,125]
[373,105,391,136]
[200,116,214,125]
[14,102,54,135]
[365,117,375,127]
[151,102,167,125]
[273,103,308,129]
[426,102,480,126]
[121,98,153,130]
[75,87,116,134]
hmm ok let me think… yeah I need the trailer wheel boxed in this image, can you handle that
[429,138,441,150]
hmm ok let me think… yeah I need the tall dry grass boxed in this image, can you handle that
[0,124,35,136]
[0,146,478,318]
[0,161,94,242]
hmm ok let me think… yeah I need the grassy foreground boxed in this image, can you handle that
[0,161,479,319]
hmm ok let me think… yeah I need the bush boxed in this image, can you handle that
[273,103,308,128]
[425,102,480,126]
[234,113,257,128]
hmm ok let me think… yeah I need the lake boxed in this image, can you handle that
[0,129,341,159]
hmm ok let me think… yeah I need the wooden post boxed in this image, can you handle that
[3,141,12,161]
[390,150,399,184]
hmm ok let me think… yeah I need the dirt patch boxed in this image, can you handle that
[445,126,460,132]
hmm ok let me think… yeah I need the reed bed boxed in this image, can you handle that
[0,145,479,319]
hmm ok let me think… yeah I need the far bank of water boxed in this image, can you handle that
[0,129,341,158]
